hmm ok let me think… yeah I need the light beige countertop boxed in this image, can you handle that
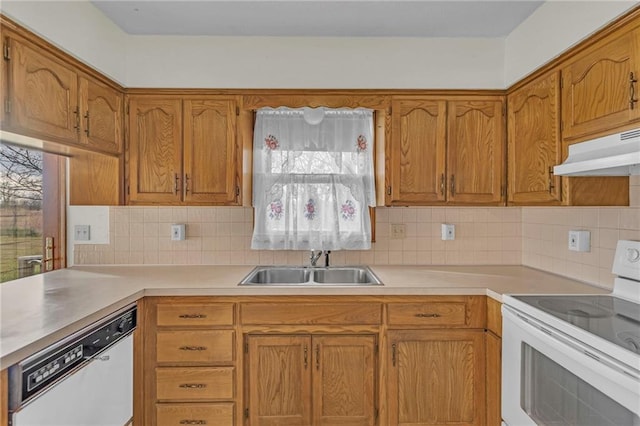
[0,264,608,368]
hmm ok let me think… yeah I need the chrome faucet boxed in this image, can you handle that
[310,250,323,267]
[310,250,331,267]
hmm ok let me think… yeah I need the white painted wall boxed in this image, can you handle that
[0,0,127,84]
[504,0,639,86]
[125,36,505,88]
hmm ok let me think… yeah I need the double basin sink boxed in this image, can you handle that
[239,266,382,286]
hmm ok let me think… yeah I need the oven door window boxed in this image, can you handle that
[521,343,639,425]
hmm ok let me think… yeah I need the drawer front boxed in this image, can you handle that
[157,303,234,327]
[387,302,467,326]
[240,303,382,325]
[156,403,234,426]
[156,367,234,401]
[157,330,234,364]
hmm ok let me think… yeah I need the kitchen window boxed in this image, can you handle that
[251,107,375,250]
[0,143,66,283]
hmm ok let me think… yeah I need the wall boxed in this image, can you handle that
[504,0,638,86]
[521,176,640,289]
[73,206,521,268]
[124,36,505,89]
[0,0,127,84]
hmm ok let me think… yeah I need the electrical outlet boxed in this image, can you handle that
[568,230,590,252]
[74,225,90,241]
[171,224,186,241]
[391,223,406,239]
[441,224,455,241]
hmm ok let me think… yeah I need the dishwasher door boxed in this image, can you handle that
[11,334,133,426]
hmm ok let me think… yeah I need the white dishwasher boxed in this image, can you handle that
[8,304,136,426]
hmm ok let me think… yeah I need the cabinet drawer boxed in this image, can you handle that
[156,403,234,426]
[156,367,234,401]
[387,302,467,326]
[157,304,234,327]
[240,303,382,325]
[157,330,234,364]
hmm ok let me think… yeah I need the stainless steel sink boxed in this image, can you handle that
[239,266,382,286]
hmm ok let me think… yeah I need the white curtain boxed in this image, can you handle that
[251,107,375,250]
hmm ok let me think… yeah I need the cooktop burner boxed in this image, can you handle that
[512,294,640,355]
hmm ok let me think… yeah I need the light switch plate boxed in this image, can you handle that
[391,223,406,239]
[74,225,90,241]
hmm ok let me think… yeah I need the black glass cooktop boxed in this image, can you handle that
[512,295,640,355]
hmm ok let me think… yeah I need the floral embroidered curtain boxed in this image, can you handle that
[251,107,375,250]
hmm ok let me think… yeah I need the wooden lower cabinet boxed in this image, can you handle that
[387,330,486,426]
[245,334,377,426]
[156,403,234,426]
[486,332,502,426]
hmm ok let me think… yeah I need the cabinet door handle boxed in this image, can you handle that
[73,107,80,132]
[184,173,190,195]
[450,175,455,196]
[548,166,555,193]
[179,346,207,351]
[440,174,445,196]
[303,344,308,369]
[391,343,397,367]
[179,421,207,425]
[414,313,441,318]
[315,344,320,371]
[630,72,638,110]
[84,111,90,136]
[179,383,207,389]
[178,314,207,319]
[174,173,180,195]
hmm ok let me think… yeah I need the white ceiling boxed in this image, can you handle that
[90,1,545,37]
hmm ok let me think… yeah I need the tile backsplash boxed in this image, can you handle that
[73,176,640,290]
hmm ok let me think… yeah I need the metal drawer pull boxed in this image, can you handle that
[414,313,441,318]
[179,383,207,389]
[179,421,207,425]
[178,314,207,319]
[630,72,638,110]
[179,346,207,351]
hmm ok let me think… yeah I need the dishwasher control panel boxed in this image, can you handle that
[8,304,136,409]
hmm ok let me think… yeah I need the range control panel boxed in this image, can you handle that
[9,305,136,408]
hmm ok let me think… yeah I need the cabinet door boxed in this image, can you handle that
[448,99,505,205]
[388,330,486,426]
[246,335,312,426]
[79,76,123,154]
[486,332,501,426]
[312,335,376,426]
[183,98,238,204]
[128,97,182,204]
[507,71,562,205]
[561,28,640,140]
[389,98,447,205]
[8,37,79,142]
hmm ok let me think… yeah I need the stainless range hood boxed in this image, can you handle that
[554,128,640,176]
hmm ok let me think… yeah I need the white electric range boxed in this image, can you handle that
[501,240,640,426]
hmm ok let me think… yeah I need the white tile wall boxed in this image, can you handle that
[73,176,640,290]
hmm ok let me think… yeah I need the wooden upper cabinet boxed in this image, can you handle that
[183,98,238,204]
[127,96,240,205]
[79,76,123,154]
[8,37,79,142]
[389,98,447,205]
[507,70,562,205]
[447,99,505,204]
[561,27,640,140]
[3,34,124,155]
[128,96,183,204]
[387,330,485,426]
